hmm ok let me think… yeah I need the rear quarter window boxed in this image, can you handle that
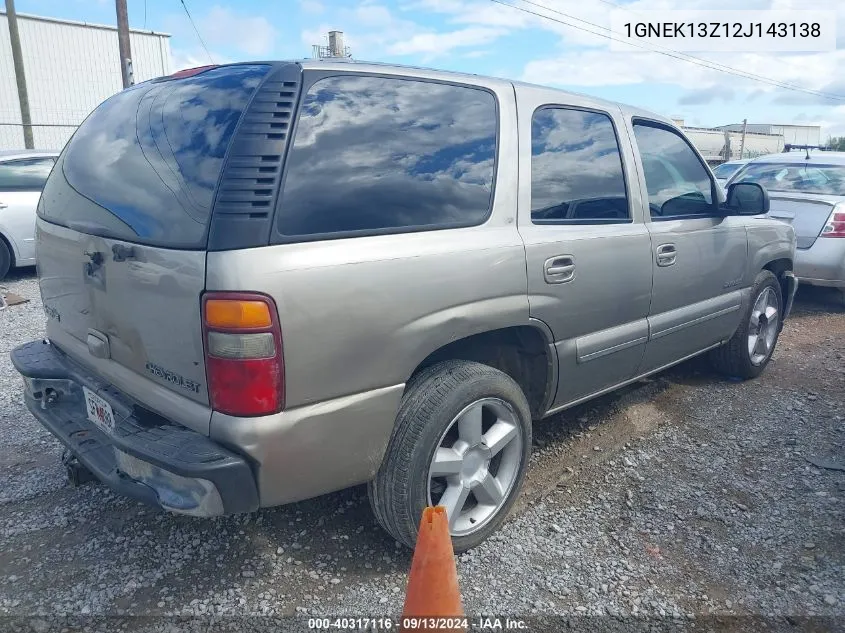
[275,74,498,239]
[40,65,270,248]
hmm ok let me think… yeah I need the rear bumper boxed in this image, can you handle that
[10,340,258,516]
[795,239,845,288]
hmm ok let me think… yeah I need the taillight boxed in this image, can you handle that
[820,205,845,238]
[202,292,284,416]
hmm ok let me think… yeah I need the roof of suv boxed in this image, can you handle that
[747,151,845,165]
[295,58,672,125]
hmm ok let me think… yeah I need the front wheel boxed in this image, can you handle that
[710,270,782,379]
[368,360,532,553]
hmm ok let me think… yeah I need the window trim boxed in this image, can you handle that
[530,104,633,226]
[0,157,56,192]
[270,71,501,244]
[632,118,720,222]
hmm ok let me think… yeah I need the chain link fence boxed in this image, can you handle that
[0,122,79,152]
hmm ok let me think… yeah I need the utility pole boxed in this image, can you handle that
[739,118,748,160]
[115,0,133,89]
[5,0,33,149]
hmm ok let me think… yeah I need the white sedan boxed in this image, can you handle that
[728,151,845,305]
[0,150,58,279]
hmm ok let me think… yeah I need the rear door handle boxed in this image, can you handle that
[656,243,677,267]
[544,255,576,284]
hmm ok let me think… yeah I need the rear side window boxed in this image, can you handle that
[40,65,270,248]
[276,75,497,238]
[633,122,716,219]
[0,157,55,191]
[531,107,629,224]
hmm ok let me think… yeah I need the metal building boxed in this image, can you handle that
[715,123,821,147]
[682,126,784,163]
[0,11,171,151]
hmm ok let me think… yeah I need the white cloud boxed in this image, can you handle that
[197,5,277,57]
[171,47,231,71]
[388,26,508,55]
[299,0,325,14]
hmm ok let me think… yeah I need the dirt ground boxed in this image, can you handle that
[0,268,842,632]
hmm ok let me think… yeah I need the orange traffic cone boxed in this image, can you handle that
[401,506,465,632]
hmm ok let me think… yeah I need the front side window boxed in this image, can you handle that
[0,157,55,191]
[633,123,715,219]
[531,107,629,223]
[277,75,498,237]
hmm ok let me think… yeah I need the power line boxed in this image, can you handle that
[503,0,845,100]
[178,0,213,64]
[560,0,839,99]
[488,0,845,102]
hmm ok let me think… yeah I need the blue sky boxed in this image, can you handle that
[14,0,845,137]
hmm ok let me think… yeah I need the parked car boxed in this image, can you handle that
[0,150,58,279]
[713,159,751,189]
[727,151,845,305]
[10,61,797,552]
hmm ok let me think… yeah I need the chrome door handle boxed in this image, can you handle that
[544,255,576,284]
[656,243,677,267]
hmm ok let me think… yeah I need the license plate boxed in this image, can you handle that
[83,386,115,434]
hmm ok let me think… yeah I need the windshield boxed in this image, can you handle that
[732,162,845,195]
[713,162,743,179]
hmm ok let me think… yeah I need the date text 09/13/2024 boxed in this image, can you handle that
[307,617,528,630]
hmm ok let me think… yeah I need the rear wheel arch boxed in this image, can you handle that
[762,257,793,313]
[408,323,557,420]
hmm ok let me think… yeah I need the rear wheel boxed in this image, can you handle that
[0,239,11,280]
[710,270,782,379]
[368,360,531,553]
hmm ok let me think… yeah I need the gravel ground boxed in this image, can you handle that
[0,267,843,633]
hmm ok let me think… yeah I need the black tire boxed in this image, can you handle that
[368,360,532,553]
[710,269,782,379]
[0,239,11,280]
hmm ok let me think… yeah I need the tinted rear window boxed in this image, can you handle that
[734,162,845,195]
[276,75,497,238]
[40,65,270,248]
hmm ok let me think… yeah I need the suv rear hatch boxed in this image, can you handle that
[36,64,273,431]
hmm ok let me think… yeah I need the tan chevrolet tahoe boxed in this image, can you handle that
[12,60,797,552]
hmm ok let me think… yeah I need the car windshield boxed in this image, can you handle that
[732,162,845,195]
[713,162,743,179]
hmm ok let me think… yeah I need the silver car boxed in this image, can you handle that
[11,61,797,551]
[728,151,845,305]
[0,150,58,279]
[713,158,750,189]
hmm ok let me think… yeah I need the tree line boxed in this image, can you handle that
[827,137,845,151]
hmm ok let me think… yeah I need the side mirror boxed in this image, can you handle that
[724,182,770,215]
